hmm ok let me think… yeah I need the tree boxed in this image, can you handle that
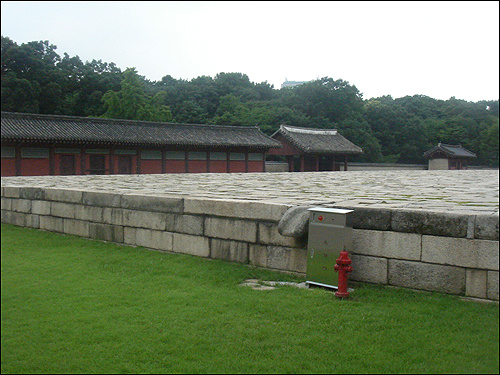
[1,36,18,76]
[363,97,404,162]
[137,91,173,122]
[242,101,311,134]
[1,37,62,113]
[394,95,444,120]
[1,36,123,116]
[101,68,172,122]
[1,72,40,113]
[337,115,383,163]
[281,77,364,125]
[214,72,254,100]
[477,120,499,167]
[212,94,249,125]
[39,81,63,114]
[173,100,210,124]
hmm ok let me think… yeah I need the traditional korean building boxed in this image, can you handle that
[267,125,363,172]
[423,143,477,170]
[1,111,281,176]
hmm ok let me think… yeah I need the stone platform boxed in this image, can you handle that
[2,170,498,214]
[1,170,499,300]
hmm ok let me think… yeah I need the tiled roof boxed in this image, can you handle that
[423,143,476,158]
[1,112,281,149]
[272,125,363,154]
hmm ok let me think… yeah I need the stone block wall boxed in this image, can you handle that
[345,207,498,300]
[1,185,498,301]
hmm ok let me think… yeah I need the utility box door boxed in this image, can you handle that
[306,208,354,288]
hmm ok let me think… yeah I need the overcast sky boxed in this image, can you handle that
[1,1,499,102]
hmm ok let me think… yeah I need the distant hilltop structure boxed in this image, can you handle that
[281,78,309,89]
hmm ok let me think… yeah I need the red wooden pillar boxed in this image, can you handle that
[81,149,86,175]
[136,148,141,174]
[15,146,21,176]
[161,149,166,174]
[109,149,115,174]
[49,147,55,175]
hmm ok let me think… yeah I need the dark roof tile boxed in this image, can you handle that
[423,143,476,158]
[1,112,281,149]
[272,125,363,154]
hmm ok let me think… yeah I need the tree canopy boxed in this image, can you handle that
[1,36,498,166]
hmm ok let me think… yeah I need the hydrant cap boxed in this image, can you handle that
[336,250,352,265]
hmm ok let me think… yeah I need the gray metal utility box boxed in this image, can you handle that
[306,207,354,289]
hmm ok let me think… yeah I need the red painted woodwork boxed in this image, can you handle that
[229,161,246,173]
[165,160,186,173]
[20,158,50,176]
[209,160,228,173]
[1,142,268,176]
[188,160,209,173]
[140,159,162,174]
[248,161,263,172]
[1,159,16,176]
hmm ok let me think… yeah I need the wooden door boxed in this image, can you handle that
[59,154,76,175]
[89,154,106,174]
[118,155,132,174]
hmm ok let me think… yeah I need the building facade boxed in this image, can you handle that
[280,79,309,89]
[267,125,363,172]
[423,143,476,170]
[1,112,281,177]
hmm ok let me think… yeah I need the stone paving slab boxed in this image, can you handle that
[2,170,498,216]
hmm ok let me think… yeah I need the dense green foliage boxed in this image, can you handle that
[2,224,499,374]
[2,36,498,166]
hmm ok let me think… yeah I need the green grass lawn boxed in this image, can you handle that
[1,223,499,374]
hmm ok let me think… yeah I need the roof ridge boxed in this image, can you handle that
[281,124,338,134]
[440,143,463,147]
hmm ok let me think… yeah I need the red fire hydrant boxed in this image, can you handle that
[334,248,353,298]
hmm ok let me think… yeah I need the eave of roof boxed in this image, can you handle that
[1,112,282,149]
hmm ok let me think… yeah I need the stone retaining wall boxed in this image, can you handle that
[1,183,498,301]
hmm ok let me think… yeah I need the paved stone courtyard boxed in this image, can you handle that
[2,169,498,216]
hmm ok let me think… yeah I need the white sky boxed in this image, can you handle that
[1,1,499,102]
